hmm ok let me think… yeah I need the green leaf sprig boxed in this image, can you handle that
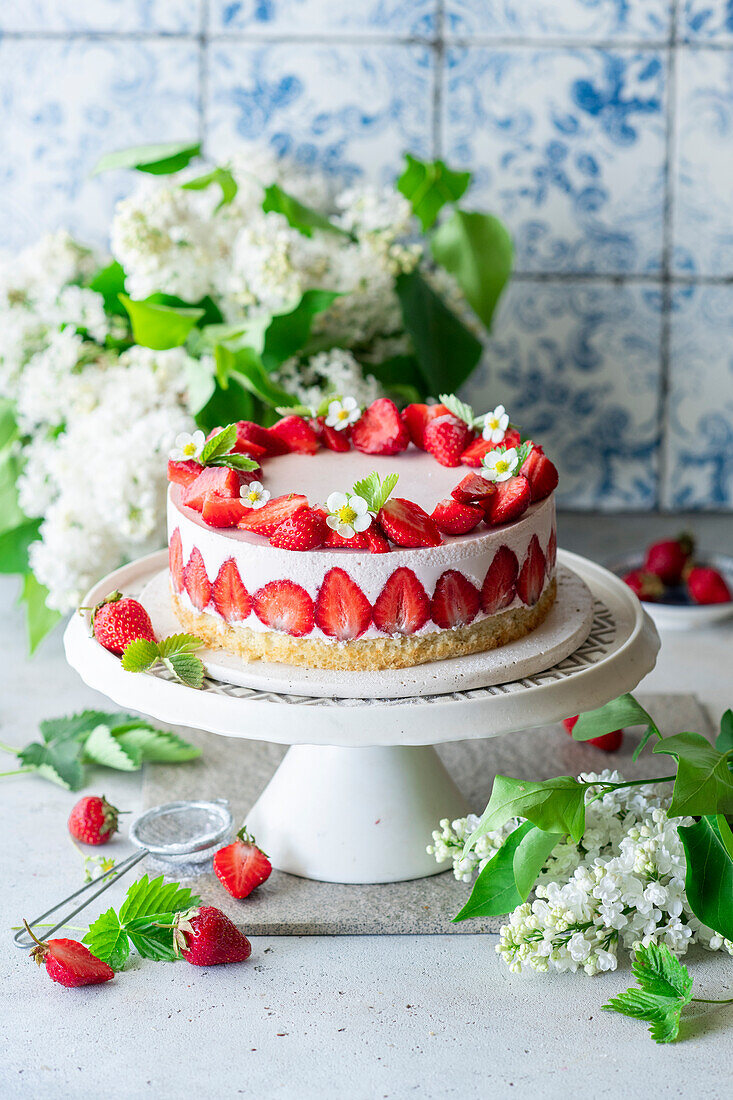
[121,633,206,689]
[351,471,399,515]
[197,423,259,473]
[0,710,200,790]
[84,875,202,970]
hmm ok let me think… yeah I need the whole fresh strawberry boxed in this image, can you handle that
[622,568,665,602]
[643,532,694,585]
[424,414,472,467]
[563,716,623,753]
[68,795,121,845]
[173,905,252,966]
[686,566,732,605]
[26,923,114,987]
[88,591,156,656]
[214,828,272,899]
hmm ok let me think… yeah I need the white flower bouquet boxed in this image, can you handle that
[0,142,512,647]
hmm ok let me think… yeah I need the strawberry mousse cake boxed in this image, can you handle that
[166,395,559,672]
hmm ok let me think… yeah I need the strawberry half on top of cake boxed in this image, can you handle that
[166,395,559,672]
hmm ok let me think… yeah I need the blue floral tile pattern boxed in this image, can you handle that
[665,286,733,508]
[0,39,199,251]
[0,0,200,32]
[208,0,435,35]
[678,1,733,40]
[443,48,667,274]
[463,281,662,510]
[206,43,433,184]
[444,1,672,40]
[673,48,733,276]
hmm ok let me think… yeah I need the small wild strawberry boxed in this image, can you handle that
[68,795,122,845]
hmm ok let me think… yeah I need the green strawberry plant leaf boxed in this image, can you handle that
[351,472,399,514]
[121,638,160,673]
[112,724,201,763]
[603,944,693,1043]
[85,876,201,968]
[82,724,142,771]
[200,423,237,464]
[18,738,85,791]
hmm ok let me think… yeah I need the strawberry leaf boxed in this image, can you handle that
[603,944,692,1044]
[163,651,205,689]
[40,710,140,744]
[84,908,130,971]
[18,738,85,790]
[157,633,203,658]
[351,471,399,514]
[82,724,142,771]
[439,393,474,427]
[210,453,259,472]
[118,875,200,924]
[121,638,160,672]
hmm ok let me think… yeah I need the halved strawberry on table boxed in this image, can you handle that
[315,568,372,640]
[482,475,531,527]
[431,498,484,535]
[27,930,114,988]
[238,494,309,537]
[372,567,430,635]
[253,580,314,637]
[268,415,320,455]
[212,559,252,622]
[182,466,241,511]
[213,828,272,899]
[431,570,480,629]
[351,398,410,456]
[377,498,442,548]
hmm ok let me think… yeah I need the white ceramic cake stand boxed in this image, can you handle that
[64,549,659,884]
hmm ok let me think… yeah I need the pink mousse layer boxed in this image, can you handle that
[168,445,556,642]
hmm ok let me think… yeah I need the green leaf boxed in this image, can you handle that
[365,355,426,402]
[0,398,19,451]
[603,943,693,1044]
[0,519,41,574]
[19,572,61,654]
[211,453,259,472]
[0,449,26,536]
[215,344,297,409]
[157,633,204,658]
[181,166,237,208]
[454,823,562,922]
[200,423,237,464]
[88,261,128,317]
[572,693,658,750]
[82,724,141,771]
[40,710,138,745]
[465,774,586,849]
[262,182,350,238]
[512,826,564,899]
[194,374,256,433]
[184,356,217,416]
[121,638,160,673]
[716,709,733,756]
[118,875,200,925]
[395,269,482,396]
[438,393,474,427]
[351,471,399,514]
[431,210,512,331]
[128,924,178,962]
[113,724,201,763]
[92,141,201,176]
[119,294,205,350]
[18,737,85,790]
[162,651,205,689]
[679,816,733,940]
[262,289,340,370]
[653,732,733,817]
[84,908,130,970]
[396,153,471,231]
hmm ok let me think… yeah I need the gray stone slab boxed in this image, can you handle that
[141,693,712,935]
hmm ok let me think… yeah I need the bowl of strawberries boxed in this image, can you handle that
[607,532,733,629]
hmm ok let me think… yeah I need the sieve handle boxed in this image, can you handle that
[14,849,148,949]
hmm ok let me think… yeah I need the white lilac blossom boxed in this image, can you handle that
[325,492,371,540]
[240,481,270,509]
[273,349,384,412]
[429,771,733,976]
[169,430,205,462]
[325,396,360,431]
[482,446,519,483]
[482,404,509,444]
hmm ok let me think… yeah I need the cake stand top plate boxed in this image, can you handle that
[64,549,659,747]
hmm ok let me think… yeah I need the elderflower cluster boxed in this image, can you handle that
[431,771,733,976]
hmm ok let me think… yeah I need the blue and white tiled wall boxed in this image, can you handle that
[1,1,732,510]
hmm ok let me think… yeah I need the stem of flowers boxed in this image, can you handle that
[690,997,733,1004]
[585,775,677,804]
[0,740,21,755]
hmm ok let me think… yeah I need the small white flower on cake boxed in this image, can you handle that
[482,405,509,444]
[169,429,205,462]
[482,447,519,483]
[326,491,371,539]
[240,481,271,509]
[325,396,361,431]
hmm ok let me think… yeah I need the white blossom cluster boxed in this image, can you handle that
[429,771,733,976]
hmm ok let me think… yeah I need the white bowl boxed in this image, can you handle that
[606,552,733,630]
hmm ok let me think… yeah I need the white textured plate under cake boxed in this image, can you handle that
[606,552,733,630]
[138,564,594,700]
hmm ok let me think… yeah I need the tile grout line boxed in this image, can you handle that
[432,0,444,159]
[657,2,680,513]
[198,0,209,154]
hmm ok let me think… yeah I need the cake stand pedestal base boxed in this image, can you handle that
[245,744,469,884]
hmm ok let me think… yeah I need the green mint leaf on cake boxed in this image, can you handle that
[351,471,399,515]
[210,453,259,472]
[439,393,475,427]
[120,634,206,689]
[200,423,238,464]
[603,944,693,1043]
[85,874,201,968]
[515,440,533,470]
[276,403,317,419]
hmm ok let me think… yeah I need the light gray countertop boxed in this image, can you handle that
[2,512,733,1100]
